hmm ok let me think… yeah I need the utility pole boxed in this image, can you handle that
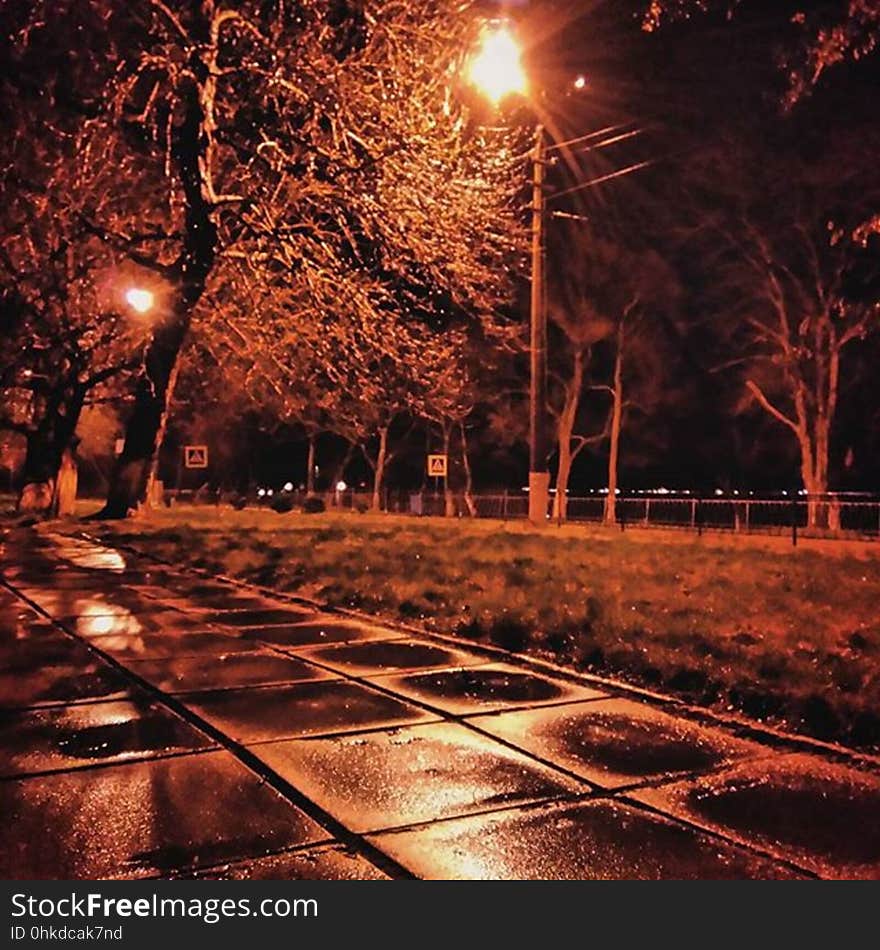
[528,124,550,525]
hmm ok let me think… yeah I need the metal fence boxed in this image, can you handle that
[166,486,880,543]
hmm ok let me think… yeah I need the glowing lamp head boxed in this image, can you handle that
[125,287,154,314]
[574,75,587,90]
[468,24,527,106]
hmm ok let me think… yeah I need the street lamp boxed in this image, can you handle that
[469,23,550,525]
[125,287,154,314]
[467,24,527,105]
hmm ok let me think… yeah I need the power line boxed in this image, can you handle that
[547,159,655,202]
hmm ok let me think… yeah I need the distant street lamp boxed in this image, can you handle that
[125,287,154,314]
[468,23,550,525]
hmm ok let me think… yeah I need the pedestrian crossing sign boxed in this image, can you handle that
[184,445,209,469]
[427,454,448,478]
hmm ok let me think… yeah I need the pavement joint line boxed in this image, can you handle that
[42,526,880,785]
[359,788,819,879]
[10,548,790,872]
[358,791,586,839]
[12,528,867,879]
[239,716,453,749]
[161,839,384,880]
[611,791,821,880]
[1,694,134,713]
[74,526,880,774]
[1,573,417,882]
[277,648,787,824]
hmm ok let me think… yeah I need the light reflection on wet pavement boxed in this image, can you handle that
[1,526,879,879]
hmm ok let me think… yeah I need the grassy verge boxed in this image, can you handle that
[93,506,880,751]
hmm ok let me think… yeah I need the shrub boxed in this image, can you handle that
[488,616,530,653]
[270,493,295,513]
[303,495,326,514]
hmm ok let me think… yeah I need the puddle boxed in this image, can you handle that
[551,710,723,777]
[0,701,211,775]
[243,620,388,647]
[401,668,564,705]
[0,665,129,708]
[686,767,880,867]
[54,716,202,760]
[309,640,460,672]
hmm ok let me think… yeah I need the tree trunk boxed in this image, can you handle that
[442,422,455,517]
[800,418,832,531]
[17,387,84,518]
[604,327,624,526]
[100,76,217,519]
[306,433,317,496]
[553,437,573,522]
[326,441,354,505]
[552,348,585,522]
[459,422,477,517]
[371,426,389,512]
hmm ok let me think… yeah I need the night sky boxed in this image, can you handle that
[467,0,880,495]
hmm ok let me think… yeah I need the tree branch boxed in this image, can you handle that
[745,379,800,434]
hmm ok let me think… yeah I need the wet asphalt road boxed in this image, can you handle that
[1,528,879,879]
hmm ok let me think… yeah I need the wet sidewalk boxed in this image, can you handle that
[1,527,879,879]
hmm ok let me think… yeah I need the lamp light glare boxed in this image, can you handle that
[468,25,527,105]
[125,288,154,314]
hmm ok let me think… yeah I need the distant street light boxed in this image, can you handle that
[125,287,154,314]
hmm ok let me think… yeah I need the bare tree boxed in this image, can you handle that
[687,143,879,527]
[547,230,676,522]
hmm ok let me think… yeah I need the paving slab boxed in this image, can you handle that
[470,698,768,788]
[255,721,579,833]
[86,630,254,660]
[243,616,403,648]
[188,845,391,880]
[128,651,336,694]
[630,753,880,879]
[0,750,329,879]
[0,699,213,776]
[188,680,435,743]
[297,637,489,676]
[369,799,802,879]
[370,663,606,716]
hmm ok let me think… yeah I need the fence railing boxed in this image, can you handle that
[164,486,880,543]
